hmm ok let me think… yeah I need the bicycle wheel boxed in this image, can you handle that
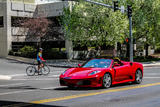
[41,65,50,75]
[26,66,36,76]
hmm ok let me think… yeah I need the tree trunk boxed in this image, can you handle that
[145,43,149,57]
[126,43,129,58]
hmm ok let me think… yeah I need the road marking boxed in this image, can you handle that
[9,74,26,77]
[49,75,59,78]
[41,86,61,90]
[144,77,160,79]
[31,82,160,104]
[144,73,160,75]
[0,86,60,96]
[0,90,35,96]
[0,83,24,87]
[11,78,58,81]
[0,75,11,80]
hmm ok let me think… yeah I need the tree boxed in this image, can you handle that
[17,15,51,48]
[61,0,128,48]
[129,0,160,56]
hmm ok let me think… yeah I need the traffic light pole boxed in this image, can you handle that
[129,16,133,62]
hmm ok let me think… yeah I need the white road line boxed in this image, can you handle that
[144,77,160,79]
[144,73,160,75]
[0,75,12,80]
[41,86,61,90]
[0,86,61,96]
[144,67,160,69]
[11,78,58,81]
[49,75,59,77]
[0,83,24,87]
[9,74,26,77]
[0,90,35,96]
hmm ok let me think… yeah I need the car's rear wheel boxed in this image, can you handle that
[103,73,112,88]
[134,69,143,84]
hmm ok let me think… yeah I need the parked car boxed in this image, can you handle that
[59,58,143,88]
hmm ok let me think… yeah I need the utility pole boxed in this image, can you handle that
[127,5,133,62]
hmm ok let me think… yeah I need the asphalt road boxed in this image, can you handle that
[0,58,160,107]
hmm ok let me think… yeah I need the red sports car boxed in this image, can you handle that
[59,59,143,88]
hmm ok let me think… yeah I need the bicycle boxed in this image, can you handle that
[26,60,50,76]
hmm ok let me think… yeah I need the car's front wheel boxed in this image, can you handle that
[134,69,143,84]
[103,73,112,88]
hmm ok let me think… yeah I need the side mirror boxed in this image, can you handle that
[130,62,133,66]
[78,64,81,67]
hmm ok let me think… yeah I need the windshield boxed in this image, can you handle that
[82,59,112,68]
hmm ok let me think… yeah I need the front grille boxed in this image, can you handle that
[83,80,91,85]
[77,80,91,86]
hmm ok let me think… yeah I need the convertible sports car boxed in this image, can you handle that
[59,58,143,88]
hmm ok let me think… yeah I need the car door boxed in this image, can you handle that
[114,64,130,82]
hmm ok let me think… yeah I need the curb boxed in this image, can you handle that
[0,75,12,80]
[5,56,75,68]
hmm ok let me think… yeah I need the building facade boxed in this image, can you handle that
[0,0,73,58]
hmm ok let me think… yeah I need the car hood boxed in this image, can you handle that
[63,68,107,79]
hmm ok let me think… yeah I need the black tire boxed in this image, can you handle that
[102,73,112,88]
[41,65,50,75]
[26,66,36,76]
[134,69,143,84]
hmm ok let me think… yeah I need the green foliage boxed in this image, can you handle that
[61,0,160,53]
[61,0,128,47]
[19,46,36,58]
[155,45,160,53]
[134,56,160,62]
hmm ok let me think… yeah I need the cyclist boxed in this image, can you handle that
[37,48,45,73]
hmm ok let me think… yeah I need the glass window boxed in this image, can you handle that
[0,16,3,27]
[82,59,112,68]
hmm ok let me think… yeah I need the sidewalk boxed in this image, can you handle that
[6,55,84,68]
[5,55,160,68]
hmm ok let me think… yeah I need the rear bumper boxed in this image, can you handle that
[60,77,102,87]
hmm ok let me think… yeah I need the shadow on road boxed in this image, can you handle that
[54,87,103,91]
[0,100,67,107]
[0,85,38,90]
[54,82,138,91]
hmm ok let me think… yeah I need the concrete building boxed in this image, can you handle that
[0,0,73,58]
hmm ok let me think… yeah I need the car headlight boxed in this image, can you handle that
[89,70,101,76]
[62,70,67,75]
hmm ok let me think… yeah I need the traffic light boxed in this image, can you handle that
[126,38,129,43]
[113,1,118,12]
[127,5,132,17]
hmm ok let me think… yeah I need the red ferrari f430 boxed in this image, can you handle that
[59,59,143,88]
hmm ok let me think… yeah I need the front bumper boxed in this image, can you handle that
[60,77,102,87]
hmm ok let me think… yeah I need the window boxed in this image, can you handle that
[11,16,29,27]
[0,16,4,27]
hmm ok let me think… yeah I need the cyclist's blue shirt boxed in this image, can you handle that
[37,52,42,61]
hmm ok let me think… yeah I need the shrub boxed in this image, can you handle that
[43,48,67,59]
[155,46,160,53]
[78,52,86,60]
[19,46,36,58]
[9,50,14,55]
